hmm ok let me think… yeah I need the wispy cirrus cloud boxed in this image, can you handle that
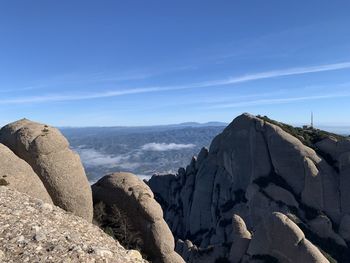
[1,64,198,94]
[207,92,350,109]
[1,61,350,104]
[214,61,350,85]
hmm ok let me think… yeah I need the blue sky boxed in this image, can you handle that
[0,1,350,127]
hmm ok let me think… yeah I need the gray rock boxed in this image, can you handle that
[0,186,147,263]
[92,172,184,263]
[264,183,299,208]
[340,152,350,214]
[0,119,93,221]
[339,214,350,241]
[265,122,318,195]
[0,143,52,204]
[308,215,346,247]
[315,137,338,161]
[247,212,328,263]
[148,113,345,261]
[229,214,251,263]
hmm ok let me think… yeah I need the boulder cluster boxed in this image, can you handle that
[0,119,181,263]
[0,119,93,221]
[148,113,350,262]
[1,114,350,263]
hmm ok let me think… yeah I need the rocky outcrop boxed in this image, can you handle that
[0,143,52,204]
[339,214,350,242]
[228,214,251,263]
[316,136,350,215]
[92,172,184,263]
[148,113,350,262]
[0,119,93,221]
[0,186,147,263]
[247,212,327,262]
[175,239,227,263]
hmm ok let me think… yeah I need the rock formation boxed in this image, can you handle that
[0,186,146,263]
[0,119,93,221]
[2,114,350,262]
[247,212,327,262]
[92,172,184,263]
[148,113,350,262]
[228,214,251,263]
[0,119,182,262]
[0,143,52,204]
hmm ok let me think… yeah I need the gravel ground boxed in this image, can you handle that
[0,186,148,263]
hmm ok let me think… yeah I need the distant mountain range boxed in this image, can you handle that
[317,125,350,135]
[61,121,349,183]
[61,123,226,182]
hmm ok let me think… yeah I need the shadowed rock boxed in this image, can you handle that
[0,143,52,204]
[149,113,348,262]
[247,212,328,262]
[92,172,184,263]
[228,214,251,263]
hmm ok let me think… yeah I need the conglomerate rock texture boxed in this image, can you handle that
[0,186,147,263]
[148,113,350,262]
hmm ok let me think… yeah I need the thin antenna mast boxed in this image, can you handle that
[311,111,313,129]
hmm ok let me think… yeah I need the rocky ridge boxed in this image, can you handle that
[148,113,350,262]
[2,114,350,263]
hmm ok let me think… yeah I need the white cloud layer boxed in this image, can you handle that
[76,148,139,170]
[208,92,350,109]
[141,143,196,151]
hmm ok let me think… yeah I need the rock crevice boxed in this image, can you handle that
[149,113,350,262]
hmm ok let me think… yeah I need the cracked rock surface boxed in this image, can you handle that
[148,113,350,262]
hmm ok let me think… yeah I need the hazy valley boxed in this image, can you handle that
[61,123,349,183]
[61,123,226,182]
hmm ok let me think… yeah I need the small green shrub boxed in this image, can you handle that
[257,115,345,146]
[93,201,144,252]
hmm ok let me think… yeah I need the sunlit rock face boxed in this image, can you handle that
[149,113,350,263]
[0,118,93,222]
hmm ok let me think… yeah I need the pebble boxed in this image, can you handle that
[0,187,148,263]
[17,235,25,243]
[94,248,114,257]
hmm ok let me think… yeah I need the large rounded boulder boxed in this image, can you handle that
[247,212,328,262]
[0,143,52,204]
[92,172,184,263]
[0,119,93,221]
